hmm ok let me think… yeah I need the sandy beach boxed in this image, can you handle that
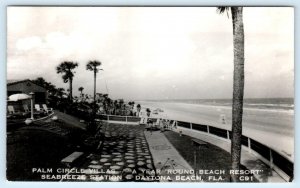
[138,101,294,161]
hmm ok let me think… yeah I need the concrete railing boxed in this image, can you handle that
[175,120,293,182]
[97,114,140,123]
[96,114,293,182]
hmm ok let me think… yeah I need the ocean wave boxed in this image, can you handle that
[140,100,294,114]
[146,98,294,111]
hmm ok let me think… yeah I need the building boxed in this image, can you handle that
[7,79,48,104]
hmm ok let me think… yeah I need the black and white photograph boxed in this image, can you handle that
[6,6,294,182]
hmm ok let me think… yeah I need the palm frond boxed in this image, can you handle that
[78,87,84,91]
[217,6,230,18]
[56,61,78,87]
[62,74,69,83]
[86,63,93,71]
[86,60,102,72]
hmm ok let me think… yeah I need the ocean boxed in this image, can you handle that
[145,98,294,111]
[137,98,294,159]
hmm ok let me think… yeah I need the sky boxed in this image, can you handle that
[7,7,294,100]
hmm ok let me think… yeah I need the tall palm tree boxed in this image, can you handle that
[217,7,245,182]
[86,60,102,102]
[78,87,84,97]
[56,61,78,101]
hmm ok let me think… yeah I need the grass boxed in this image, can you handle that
[7,116,89,181]
[7,129,72,181]
[163,131,258,182]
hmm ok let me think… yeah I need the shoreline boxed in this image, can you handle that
[137,100,294,160]
[137,100,294,114]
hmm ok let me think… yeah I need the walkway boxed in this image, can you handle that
[64,123,156,182]
[144,130,194,182]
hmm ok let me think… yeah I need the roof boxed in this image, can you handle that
[7,79,47,92]
[7,79,32,86]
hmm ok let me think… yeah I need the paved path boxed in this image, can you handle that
[64,124,156,182]
[144,130,194,182]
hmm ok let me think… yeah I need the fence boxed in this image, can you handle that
[177,121,293,182]
[97,114,140,123]
[97,114,293,181]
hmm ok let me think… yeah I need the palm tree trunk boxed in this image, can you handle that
[94,70,96,102]
[230,7,245,182]
[69,78,73,101]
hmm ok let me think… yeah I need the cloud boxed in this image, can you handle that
[7,7,294,100]
[16,36,43,51]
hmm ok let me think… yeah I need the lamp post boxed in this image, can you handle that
[29,92,35,120]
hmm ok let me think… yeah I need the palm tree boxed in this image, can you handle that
[137,104,141,117]
[217,7,245,182]
[105,97,112,114]
[113,100,118,115]
[119,99,125,115]
[86,60,102,102]
[78,87,84,98]
[56,61,78,101]
[128,101,135,116]
[146,108,151,117]
[102,94,110,114]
